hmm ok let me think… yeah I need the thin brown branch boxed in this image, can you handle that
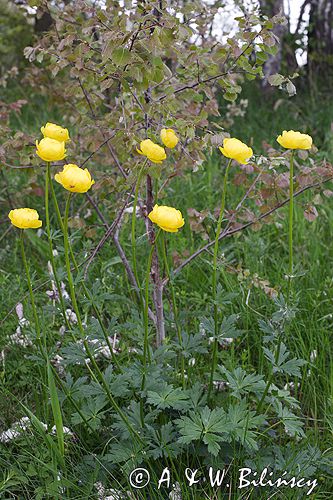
[80,134,117,167]
[83,188,134,278]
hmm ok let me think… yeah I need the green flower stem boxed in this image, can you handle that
[131,163,145,300]
[208,158,232,402]
[258,151,296,413]
[48,176,121,371]
[161,232,185,389]
[288,150,294,300]
[20,231,42,347]
[63,194,143,445]
[141,229,161,384]
[20,231,50,424]
[19,229,94,435]
[45,162,71,331]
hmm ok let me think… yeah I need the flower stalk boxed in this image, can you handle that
[161,232,185,389]
[62,194,142,444]
[288,150,294,300]
[208,158,232,401]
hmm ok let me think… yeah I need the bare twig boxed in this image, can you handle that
[81,134,117,167]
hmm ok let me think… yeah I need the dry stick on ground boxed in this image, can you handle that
[172,174,333,278]
[2,175,332,328]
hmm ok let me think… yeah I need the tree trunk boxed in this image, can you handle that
[307,0,333,78]
[259,0,286,85]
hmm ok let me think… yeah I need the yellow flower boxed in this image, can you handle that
[36,138,66,162]
[54,163,95,193]
[137,139,167,164]
[277,130,312,150]
[219,137,253,164]
[160,128,179,149]
[41,122,70,142]
[148,204,185,233]
[8,208,42,229]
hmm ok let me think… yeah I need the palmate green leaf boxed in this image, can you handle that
[179,332,207,357]
[147,384,190,411]
[104,440,144,474]
[71,395,108,430]
[225,402,266,451]
[274,402,305,438]
[263,343,306,377]
[176,406,228,456]
[112,401,159,440]
[201,313,242,342]
[219,314,243,341]
[146,422,181,459]
[187,382,207,409]
[217,366,266,399]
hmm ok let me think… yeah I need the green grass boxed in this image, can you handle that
[1,82,333,498]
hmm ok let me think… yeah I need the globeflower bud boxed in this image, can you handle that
[137,139,167,164]
[41,122,70,142]
[277,130,312,150]
[36,138,66,162]
[219,137,253,165]
[8,208,42,229]
[160,128,179,149]
[54,164,95,193]
[148,204,185,233]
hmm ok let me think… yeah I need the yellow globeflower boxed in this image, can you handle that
[160,128,179,149]
[41,122,70,142]
[277,130,312,150]
[8,208,42,229]
[148,204,185,233]
[137,139,167,164]
[219,137,253,165]
[36,138,66,162]
[55,164,95,193]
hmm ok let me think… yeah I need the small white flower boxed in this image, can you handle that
[310,350,317,362]
[188,358,196,366]
[15,302,24,320]
[213,380,228,391]
[169,482,182,500]
[47,260,53,276]
[59,325,66,336]
[66,309,77,324]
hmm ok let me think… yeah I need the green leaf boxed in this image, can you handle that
[274,402,305,438]
[112,47,132,66]
[263,344,306,377]
[47,362,64,458]
[218,366,265,399]
[267,73,285,86]
[147,384,190,411]
[176,406,228,456]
